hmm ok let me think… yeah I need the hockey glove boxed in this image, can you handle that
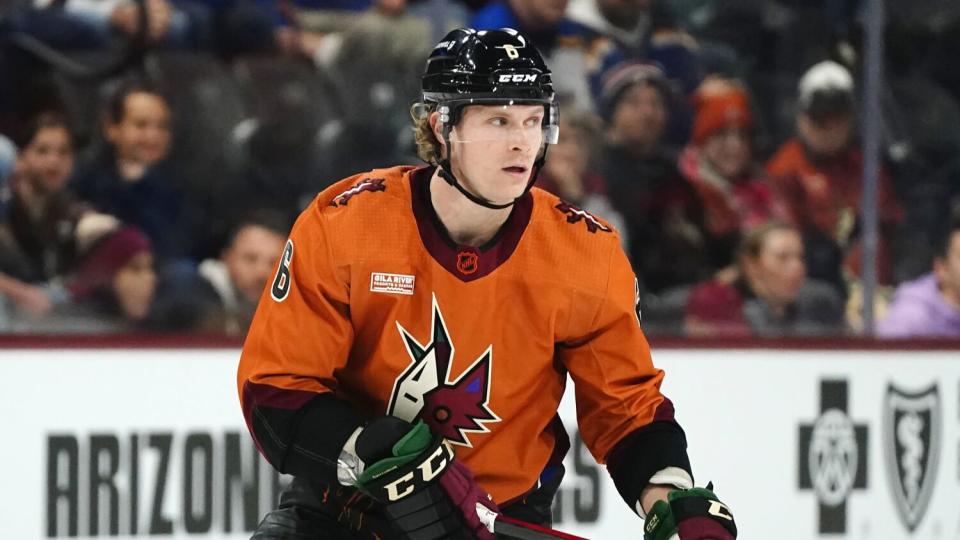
[643,484,736,540]
[353,416,497,540]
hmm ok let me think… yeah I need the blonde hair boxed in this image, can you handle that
[738,220,797,262]
[410,103,443,163]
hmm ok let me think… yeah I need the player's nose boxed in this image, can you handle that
[507,131,535,152]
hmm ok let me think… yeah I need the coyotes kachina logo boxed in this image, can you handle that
[387,295,500,446]
[883,383,941,532]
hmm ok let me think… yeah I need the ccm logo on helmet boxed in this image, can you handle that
[498,74,538,83]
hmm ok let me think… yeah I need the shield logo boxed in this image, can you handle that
[883,383,941,532]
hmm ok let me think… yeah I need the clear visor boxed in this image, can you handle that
[418,99,559,145]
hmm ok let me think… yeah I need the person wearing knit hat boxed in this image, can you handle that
[678,78,787,270]
[68,226,157,322]
[8,224,157,333]
[596,60,713,294]
[596,60,672,124]
[597,60,675,167]
[591,49,694,148]
[690,83,752,147]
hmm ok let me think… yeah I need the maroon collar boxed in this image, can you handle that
[410,167,533,282]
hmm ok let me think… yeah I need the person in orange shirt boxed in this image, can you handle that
[238,28,736,540]
[766,61,904,290]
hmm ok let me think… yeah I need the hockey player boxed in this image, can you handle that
[237,27,737,540]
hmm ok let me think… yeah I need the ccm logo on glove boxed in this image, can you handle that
[382,441,454,501]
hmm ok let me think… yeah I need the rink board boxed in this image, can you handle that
[1,347,958,539]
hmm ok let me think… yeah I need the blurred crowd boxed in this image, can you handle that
[1,0,959,338]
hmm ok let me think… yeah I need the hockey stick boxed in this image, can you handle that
[493,514,590,540]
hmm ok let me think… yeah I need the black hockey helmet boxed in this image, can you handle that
[417,28,559,209]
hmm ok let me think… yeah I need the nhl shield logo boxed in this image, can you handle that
[883,383,941,532]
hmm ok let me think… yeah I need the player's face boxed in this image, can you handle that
[19,125,74,194]
[113,251,157,320]
[934,231,960,302]
[745,228,806,306]
[224,225,287,304]
[448,104,544,205]
[106,92,172,167]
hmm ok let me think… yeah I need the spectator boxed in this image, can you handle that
[766,60,905,290]
[2,0,211,51]
[12,225,157,332]
[571,0,704,98]
[72,79,193,261]
[596,61,711,293]
[472,0,585,53]
[877,221,960,338]
[684,220,845,337]
[568,0,658,51]
[193,211,287,335]
[57,0,209,49]
[288,0,436,69]
[537,107,628,250]
[1,113,113,329]
[0,134,18,328]
[0,272,55,329]
[4,112,88,283]
[678,79,786,267]
[280,0,439,178]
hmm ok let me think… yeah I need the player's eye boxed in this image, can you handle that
[524,117,543,128]
[489,117,507,126]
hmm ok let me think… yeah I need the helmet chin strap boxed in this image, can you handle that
[436,126,547,211]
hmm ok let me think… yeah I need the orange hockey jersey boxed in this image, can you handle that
[238,165,683,504]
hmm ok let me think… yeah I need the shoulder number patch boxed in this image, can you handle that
[271,239,294,302]
[329,177,386,207]
[554,202,612,234]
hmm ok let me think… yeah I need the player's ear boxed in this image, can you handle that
[428,111,446,150]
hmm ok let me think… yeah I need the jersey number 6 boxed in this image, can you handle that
[271,240,294,302]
